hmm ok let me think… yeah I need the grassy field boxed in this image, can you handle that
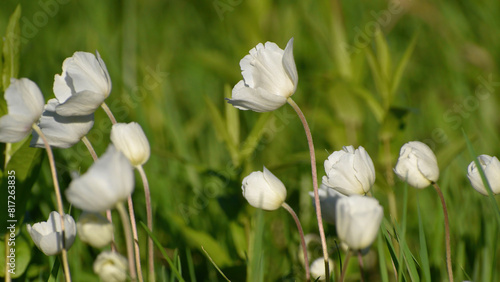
[1,0,500,281]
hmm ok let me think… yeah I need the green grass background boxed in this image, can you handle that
[1,0,500,281]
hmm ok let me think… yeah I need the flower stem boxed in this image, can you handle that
[101,102,117,124]
[127,196,144,282]
[281,202,310,281]
[287,98,330,281]
[340,250,351,282]
[357,251,365,282]
[137,165,155,282]
[31,124,71,282]
[117,202,137,281]
[432,183,453,282]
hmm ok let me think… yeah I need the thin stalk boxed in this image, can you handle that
[5,233,11,282]
[101,102,117,124]
[128,196,144,282]
[340,250,351,282]
[31,124,72,281]
[357,251,365,282]
[137,165,155,282]
[432,183,453,282]
[281,202,310,280]
[117,202,137,281]
[287,98,330,281]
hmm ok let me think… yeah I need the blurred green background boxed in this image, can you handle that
[1,0,500,281]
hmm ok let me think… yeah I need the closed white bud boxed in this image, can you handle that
[111,122,150,167]
[93,251,128,282]
[242,166,287,210]
[27,211,77,256]
[467,154,500,195]
[77,212,114,248]
[394,141,439,189]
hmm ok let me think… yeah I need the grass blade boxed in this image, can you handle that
[417,195,431,282]
[201,246,231,282]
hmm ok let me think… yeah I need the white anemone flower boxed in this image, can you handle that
[30,98,94,148]
[467,154,500,196]
[241,166,287,210]
[54,51,112,116]
[93,251,128,282]
[27,211,77,256]
[65,145,134,212]
[394,141,439,189]
[110,122,150,167]
[227,38,298,112]
[77,212,114,248]
[0,78,44,143]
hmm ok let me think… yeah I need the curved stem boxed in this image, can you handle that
[31,124,71,281]
[432,183,453,282]
[128,196,144,282]
[137,165,155,282]
[116,202,137,281]
[281,202,310,281]
[357,251,365,282]
[101,102,117,125]
[287,98,330,281]
[339,250,351,282]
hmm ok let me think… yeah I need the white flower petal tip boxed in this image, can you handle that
[53,51,111,116]
[65,145,135,212]
[335,195,383,251]
[241,166,287,210]
[30,99,94,148]
[111,122,150,166]
[394,141,439,189]
[310,257,334,281]
[93,251,128,282]
[227,38,298,112]
[27,211,77,256]
[322,145,376,195]
[467,155,500,196]
[0,78,45,143]
[77,212,114,248]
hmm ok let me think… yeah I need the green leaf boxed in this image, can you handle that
[375,27,391,84]
[417,197,431,282]
[2,4,21,91]
[240,112,272,161]
[351,86,384,122]
[0,232,32,278]
[390,32,418,97]
[225,84,240,150]
[377,230,389,282]
[365,48,390,109]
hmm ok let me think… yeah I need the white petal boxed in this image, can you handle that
[110,122,150,166]
[0,115,33,143]
[227,81,287,112]
[61,51,111,97]
[31,99,94,148]
[282,38,298,91]
[5,78,44,120]
[55,90,105,116]
[53,73,72,102]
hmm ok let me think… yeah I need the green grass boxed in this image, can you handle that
[1,0,500,280]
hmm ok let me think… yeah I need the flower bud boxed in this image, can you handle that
[322,145,376,195]
[467,154,500,195]
[310,257,334,281]
[335,195,383,250]
[242,166,287,210]
[93,251,128,282]
[111,122,150,167]
[77,212,114,248]
[394,141,439,188]
[27,211,77,256]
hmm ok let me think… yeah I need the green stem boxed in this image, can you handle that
[117,202,137,281]
[287,98,330,281]
[127,196,144,282]
[31,124,71,281]
[340,250,351,282]
[137,165,155,282]
[281,202,310,280]
[433,183,453,282]
[357,250,365,282]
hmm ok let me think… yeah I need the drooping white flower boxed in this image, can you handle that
[54,51,111,116]
[227,38,298,112]
[110,122,150,167]
[77,212,114,248]
[65,145,134,212]
[335,195,383,251]
[467,154,500,196]
[27,211,77,256]
[394,141,439,189]
[322,145,376,196]
[0,78,45,143]
[242,166,287,210]
[310,257,334,281]
[309,184,347,224]
[30,98,94,148]
[93,251,128,282]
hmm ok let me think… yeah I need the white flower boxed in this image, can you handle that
[310,257,334,281]
[309,184,347,224]
[242,166,287,210]
[27,211,77,256]
[53,51,111,116]
[467,154,500,196]
[335,195,383,251]
[77,212,114,248]
[93,251,128,282]
[110,122,150,166]
[227,38,298,112]
[322,145,376,196]
[65,145,134,212]
[0,78,44,143]
[30,98,94,148]
[394,141,439,189]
